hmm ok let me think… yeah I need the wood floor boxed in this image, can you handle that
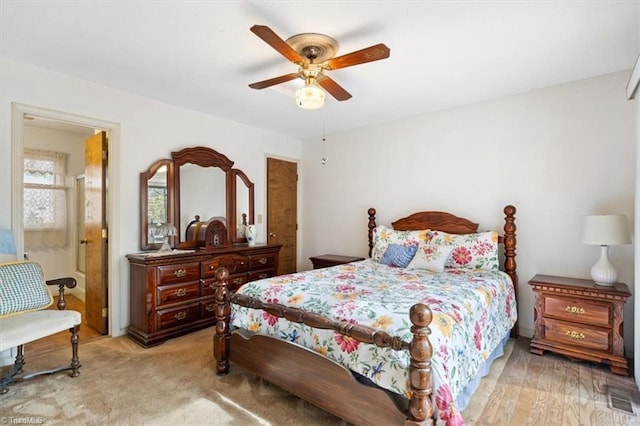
[465,337,640,425]
[24,294,105,356]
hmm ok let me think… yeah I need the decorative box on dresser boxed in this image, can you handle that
[127,244,281,348]
[528,274,631,375]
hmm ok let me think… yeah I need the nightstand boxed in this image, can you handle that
[309,254,365,269]
[528,274,631,376]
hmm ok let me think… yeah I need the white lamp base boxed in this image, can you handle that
[158,237,172,253]
[590,245,617,286]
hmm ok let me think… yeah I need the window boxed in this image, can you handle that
[23,149,69,248]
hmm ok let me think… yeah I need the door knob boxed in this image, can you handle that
[268,232,276,237]
[80,239,88,244]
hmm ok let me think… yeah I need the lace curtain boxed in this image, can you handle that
[23,149,69,248]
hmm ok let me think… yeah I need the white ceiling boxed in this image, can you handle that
[1,1,638,140]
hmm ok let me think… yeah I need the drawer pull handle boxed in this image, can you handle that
[565,330,585,341]
[259,257,267,265]
[209,282,216,290]
[565,306,585,315]
[259,273,268,279]
[233,278,243,285]
[174,269,187,278]
[205,304,215,312]
[174,311,187,321]
[175,288,187,297]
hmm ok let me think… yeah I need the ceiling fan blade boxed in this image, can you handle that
[325,43,390,70]
[249,73,300,90]
[250,25,304,64]
[318,76,352,101]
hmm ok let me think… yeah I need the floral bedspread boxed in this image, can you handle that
[231,259,517,425]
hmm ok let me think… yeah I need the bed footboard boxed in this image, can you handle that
[213,267,435,425]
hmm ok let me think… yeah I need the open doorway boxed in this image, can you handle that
[11,103,119,340]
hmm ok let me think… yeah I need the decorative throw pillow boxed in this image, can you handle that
[371,225,430,262]
[407,244,454,273]
[0,261,53,318]
[380,243,419,268]
[427,230,499,270]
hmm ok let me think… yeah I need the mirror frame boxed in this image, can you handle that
[232,168,255,236]
[139,146,255,250]
[139,158,175,251]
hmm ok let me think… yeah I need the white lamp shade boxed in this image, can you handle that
[295,84,325,109]
[580,214,631,246]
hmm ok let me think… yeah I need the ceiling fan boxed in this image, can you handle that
[248,25,391,109]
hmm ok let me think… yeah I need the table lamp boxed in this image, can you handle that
[580,214,631,286]
[155,222,177,253]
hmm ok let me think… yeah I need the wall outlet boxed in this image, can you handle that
[257,214,263,224]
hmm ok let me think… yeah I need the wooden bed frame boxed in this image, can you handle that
[214,205,517,425]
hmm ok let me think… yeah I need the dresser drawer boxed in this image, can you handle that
[157,262,200,286]
[201,274,248,295]
[202,255,248,278]
[157,281,200,306]
[156,302,200,330]
[248,268,275,282]
[544,296,611,327]
[201,298,217,319]
[248,253,277,271]
[544,318,610,352]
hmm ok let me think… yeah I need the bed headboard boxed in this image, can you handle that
[367,205,518,337]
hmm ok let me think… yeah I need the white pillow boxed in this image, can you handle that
[407,244,454,273]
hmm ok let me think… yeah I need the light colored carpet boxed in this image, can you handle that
[2,328,638,425]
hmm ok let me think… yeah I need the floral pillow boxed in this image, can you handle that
[371,225,430,262]
[427,230,499,270]
[380,243,419,268]
[407,244,454,273]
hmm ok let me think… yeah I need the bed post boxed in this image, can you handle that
[213,267,231,375]
[368,207,377,258]
[503,205,518,338]
[407,303,434,426]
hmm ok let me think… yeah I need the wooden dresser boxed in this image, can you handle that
[528,274,631,375]
[127,244,281,348]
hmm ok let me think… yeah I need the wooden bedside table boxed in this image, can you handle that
[309,254,365,269]
[528,274,631,375]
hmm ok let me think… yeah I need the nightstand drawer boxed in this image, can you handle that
[310,254,365,269]
[544,296,611,327]
[544,318,610,352]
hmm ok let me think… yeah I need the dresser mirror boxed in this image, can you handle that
[233,169,255,238]
[139,146,255,250]
[178,163,226,239]
[140,159,174,251]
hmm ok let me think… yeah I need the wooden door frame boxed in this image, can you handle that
[265,154,301,271]
[11,103,121,336]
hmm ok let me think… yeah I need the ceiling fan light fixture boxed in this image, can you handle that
[295,83,325,110]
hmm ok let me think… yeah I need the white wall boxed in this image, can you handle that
[0,57,302,337]
[300,71,636,354]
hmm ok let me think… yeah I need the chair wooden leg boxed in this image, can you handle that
[69,325,81,377]
[15,345,25,374]
[0,345,26,394]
